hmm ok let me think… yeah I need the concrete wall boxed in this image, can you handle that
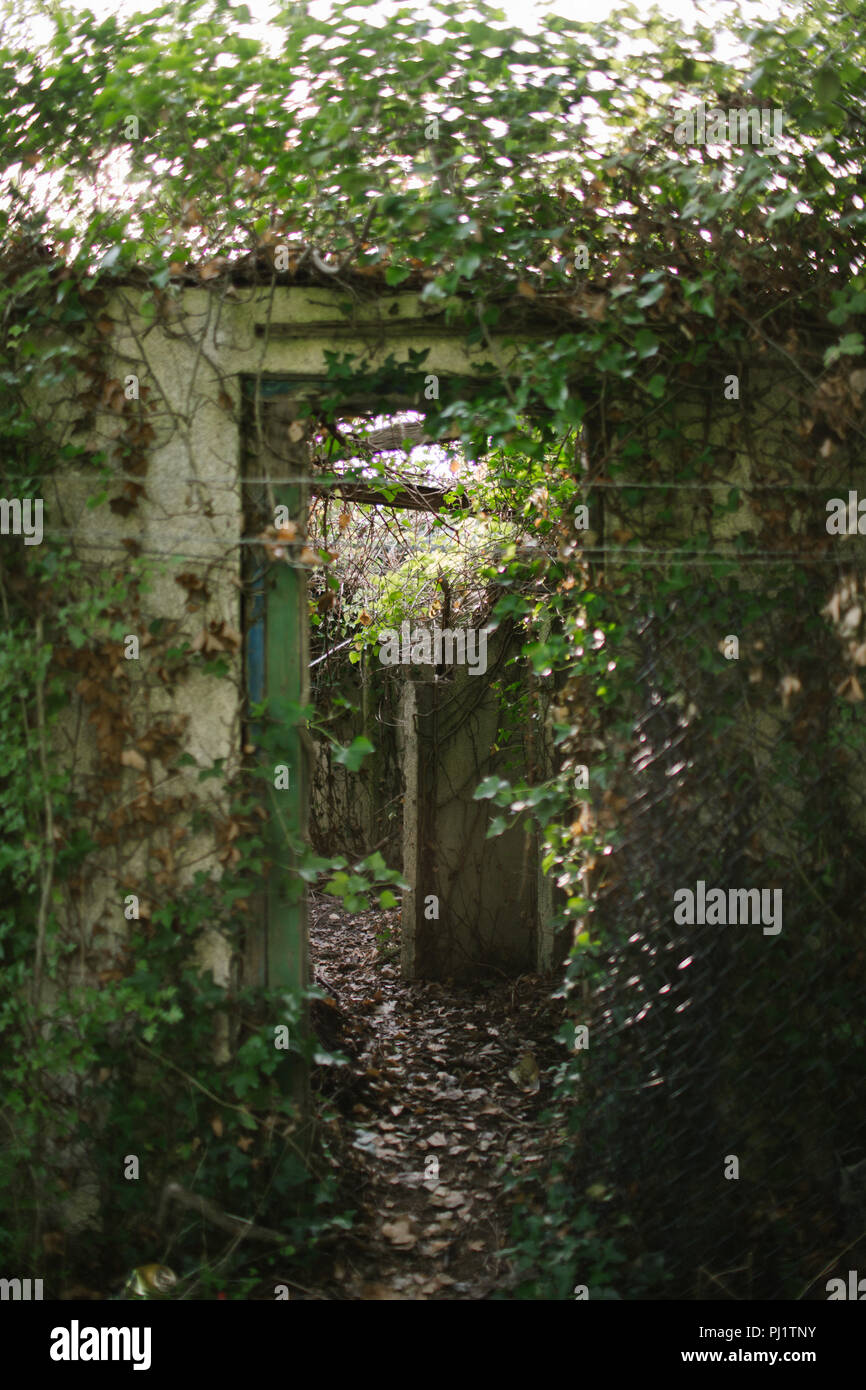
[399,631,538,981]
[35,282,529,992]
[20,283,531,1230]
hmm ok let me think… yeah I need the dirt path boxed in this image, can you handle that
[307,895,565,1299]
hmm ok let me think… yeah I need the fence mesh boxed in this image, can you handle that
[564,556,866,1299]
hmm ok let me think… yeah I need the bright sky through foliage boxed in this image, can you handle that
[23,0,788,55]
[8,0,792,484]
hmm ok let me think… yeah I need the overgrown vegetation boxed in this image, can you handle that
[2,0,865,1297]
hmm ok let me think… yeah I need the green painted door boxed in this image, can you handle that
[243,385,311,998]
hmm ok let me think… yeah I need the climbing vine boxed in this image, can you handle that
[2,0,866,1297]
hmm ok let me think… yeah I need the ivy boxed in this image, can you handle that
[1,0,865,1298]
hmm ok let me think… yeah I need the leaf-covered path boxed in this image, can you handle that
[307,896,566,1299]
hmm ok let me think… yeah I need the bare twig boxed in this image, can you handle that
[158,1181,289,1246]
[32,613,55,1010]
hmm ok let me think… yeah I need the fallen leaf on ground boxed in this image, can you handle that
[382,1217,417,1248]
[121,748,148,772]
[508,1051,540,1092]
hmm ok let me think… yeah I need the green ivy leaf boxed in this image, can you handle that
[333,735,375,771]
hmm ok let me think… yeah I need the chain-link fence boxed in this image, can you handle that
[564,555,866,1299]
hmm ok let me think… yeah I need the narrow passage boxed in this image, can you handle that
[308,894,565,1299]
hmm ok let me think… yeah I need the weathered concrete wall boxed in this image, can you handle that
[534,676,566,974]
[400,631,538,981]
[20,283,531,1230]
[35,282,528,988]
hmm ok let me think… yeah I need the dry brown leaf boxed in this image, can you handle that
[838,674,864,702]
[120,748,148,772]
[419,1275,454,1293]
[582,292,607,321]
[823,592,842,625]
[382,1217,416,1248]
[430,1189,465,1209]
[841,605,862,634]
